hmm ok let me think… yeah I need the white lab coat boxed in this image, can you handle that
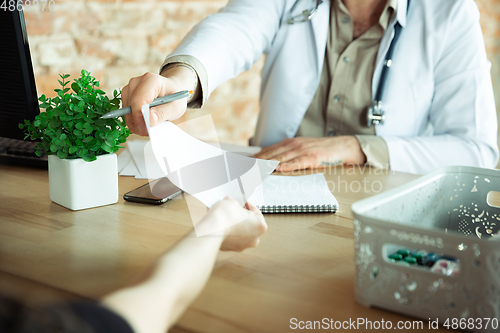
[167,0,499,174]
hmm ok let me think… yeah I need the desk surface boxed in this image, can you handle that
[0,164,450,332]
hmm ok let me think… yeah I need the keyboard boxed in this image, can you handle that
[0,137,48,168]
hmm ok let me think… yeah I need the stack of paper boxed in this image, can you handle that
[117,140,148,179]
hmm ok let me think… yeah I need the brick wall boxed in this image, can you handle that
[24,0,500,149]
[24,0,261,145]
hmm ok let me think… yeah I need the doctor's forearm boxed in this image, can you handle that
[384,135,499,174]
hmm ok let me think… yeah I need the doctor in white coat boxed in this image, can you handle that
[122,0,498,175]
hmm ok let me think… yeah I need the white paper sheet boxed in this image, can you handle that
[207,142,262,155]
[141,105,278,209]
[117,148,131,173]
[119,156,142,177]
[126,140,149,179]
[118,141,263,180]
[117,140,164,179]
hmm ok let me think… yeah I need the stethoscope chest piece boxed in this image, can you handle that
[367,101,385,127]
[366,0,411,127]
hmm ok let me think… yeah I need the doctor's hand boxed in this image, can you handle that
[255,136,366,172]
[122,64,199,136]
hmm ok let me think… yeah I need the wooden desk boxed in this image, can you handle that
[0,164,449,332]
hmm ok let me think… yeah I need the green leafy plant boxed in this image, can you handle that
[20,70,131,162]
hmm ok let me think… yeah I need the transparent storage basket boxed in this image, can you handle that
[351,166,500,332]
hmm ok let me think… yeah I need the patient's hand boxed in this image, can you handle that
[205,198,267,252]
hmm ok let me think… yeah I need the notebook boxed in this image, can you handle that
[248,173,338,213]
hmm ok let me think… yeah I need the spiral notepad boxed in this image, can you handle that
[248,174,338,213]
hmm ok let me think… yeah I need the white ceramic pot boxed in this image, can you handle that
[48,153,118,210]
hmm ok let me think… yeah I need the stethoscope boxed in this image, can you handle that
[286,0,411,127]
[286,0,324,24]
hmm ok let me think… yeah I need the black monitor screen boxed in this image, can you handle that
[0,9,39,140]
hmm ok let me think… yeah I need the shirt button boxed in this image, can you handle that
[333,95,341,103]
[343,56,350,63]
[342,17,350,24]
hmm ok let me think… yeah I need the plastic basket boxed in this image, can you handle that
[351,166,500,332]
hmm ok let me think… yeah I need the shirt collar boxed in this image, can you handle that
[394,0,408,28]
[379,0,398,31]
[335,0,406,31]
[388,0,399,10]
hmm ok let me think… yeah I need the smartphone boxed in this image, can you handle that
[124,177,182,205]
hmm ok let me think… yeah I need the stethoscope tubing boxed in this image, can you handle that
[375,0,410,103]
[287,0,411,127]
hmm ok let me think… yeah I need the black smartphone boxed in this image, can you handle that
[123,177,182,205]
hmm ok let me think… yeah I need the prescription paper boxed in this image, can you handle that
[141,105,279,210]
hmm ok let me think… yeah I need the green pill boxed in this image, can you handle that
[397,249,410,256]
[389,254,403,261]
[404,256,417,264]
[412,252,424,260]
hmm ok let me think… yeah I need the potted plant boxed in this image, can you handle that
[20,70,130,210]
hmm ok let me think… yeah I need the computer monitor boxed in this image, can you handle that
[0,9,40,140]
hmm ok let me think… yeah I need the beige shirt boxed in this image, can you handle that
[163,0,397,169]
[296,0,396,168]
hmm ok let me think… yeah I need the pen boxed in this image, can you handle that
[101,90,193,119]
